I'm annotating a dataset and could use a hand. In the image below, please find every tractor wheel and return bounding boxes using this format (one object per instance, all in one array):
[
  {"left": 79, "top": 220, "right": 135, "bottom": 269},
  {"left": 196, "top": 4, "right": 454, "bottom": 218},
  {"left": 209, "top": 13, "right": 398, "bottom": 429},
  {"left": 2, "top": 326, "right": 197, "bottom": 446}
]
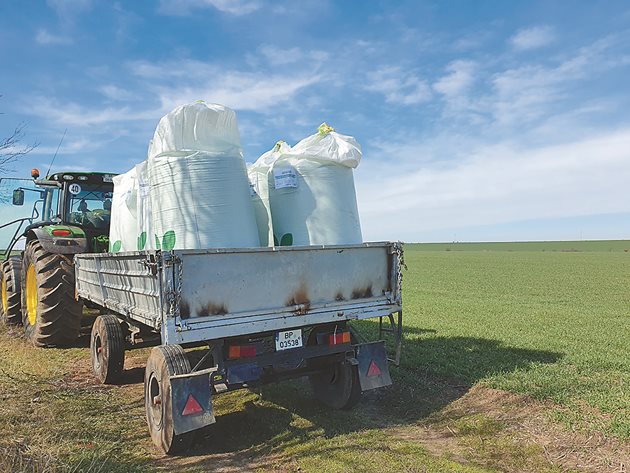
[
  {"left": 21, "top": 240, "right": 83, "bottom": 347},
  {"left": 91, "top": 314, "right": 126, "bottom": 384},
  {"left": 1, "top": 257, "right": 22, "bottom": 325},
  {"left": 145, "top": 345, "right": 196, "bottom": 454},
  {"left": 307, "top": 326, "right": 362, "bottom": 410}
]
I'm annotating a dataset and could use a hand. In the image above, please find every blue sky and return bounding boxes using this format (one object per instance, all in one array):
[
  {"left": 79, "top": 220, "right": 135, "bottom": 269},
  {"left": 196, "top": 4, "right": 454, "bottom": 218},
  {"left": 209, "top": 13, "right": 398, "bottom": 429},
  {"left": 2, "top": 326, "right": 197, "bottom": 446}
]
[{"left": 1, "top": 0, "right": 630, "bottom": 242}]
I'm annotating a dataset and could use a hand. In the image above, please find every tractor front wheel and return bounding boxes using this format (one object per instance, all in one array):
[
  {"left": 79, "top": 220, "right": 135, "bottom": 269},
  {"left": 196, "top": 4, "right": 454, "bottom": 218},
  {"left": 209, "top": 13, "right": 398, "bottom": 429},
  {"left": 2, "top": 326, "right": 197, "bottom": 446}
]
[{"left": 21, "top": 240, "right": 83, "bottom": 347}]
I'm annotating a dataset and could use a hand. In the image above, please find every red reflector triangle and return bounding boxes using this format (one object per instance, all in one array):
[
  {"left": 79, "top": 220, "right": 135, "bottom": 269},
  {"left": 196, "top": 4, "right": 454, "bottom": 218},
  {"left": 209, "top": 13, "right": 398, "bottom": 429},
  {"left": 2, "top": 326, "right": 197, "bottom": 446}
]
[
  {"left": 182, "top": 394, "right": 203, "bottom": 416},
  {"left": 367, "top": 360, "right": 382, "bottom": 377}
]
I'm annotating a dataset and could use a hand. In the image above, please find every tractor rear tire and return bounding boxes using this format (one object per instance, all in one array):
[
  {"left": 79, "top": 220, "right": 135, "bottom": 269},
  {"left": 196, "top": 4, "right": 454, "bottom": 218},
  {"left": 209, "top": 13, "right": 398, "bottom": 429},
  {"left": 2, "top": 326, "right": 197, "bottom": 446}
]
[
  {"left": 145, "top": 345, "right": 196, "bottom": 454},
  {"left": 21, "top": 240, "right": 83, "bottom": 347},
  {"left": 91, "top": 314, "right": 126, "bottom": 384},
  {"left": 1, "top": 257, "right": 22, "bottom": 325}
]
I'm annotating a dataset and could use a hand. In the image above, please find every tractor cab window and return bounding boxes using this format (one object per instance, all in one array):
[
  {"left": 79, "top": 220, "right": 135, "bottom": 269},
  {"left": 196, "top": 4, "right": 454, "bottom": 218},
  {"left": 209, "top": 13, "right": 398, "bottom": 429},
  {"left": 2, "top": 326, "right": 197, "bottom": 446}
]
[
  {"left": 41, "top": 187, "right": 60, "bottom": 221},
  {"left": 66, "top": 183, "right": 113, "bottom": 230}
]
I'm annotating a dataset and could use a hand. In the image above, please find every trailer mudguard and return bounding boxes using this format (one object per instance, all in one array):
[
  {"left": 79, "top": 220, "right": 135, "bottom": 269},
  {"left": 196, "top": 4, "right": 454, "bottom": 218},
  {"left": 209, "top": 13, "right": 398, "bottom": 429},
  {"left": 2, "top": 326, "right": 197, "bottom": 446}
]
[
  {"left": 355, "top": 341, "right": 392, "bottom": 391},
  {"left": 169, "top": 369, "right": 216, "bottom": 435}
]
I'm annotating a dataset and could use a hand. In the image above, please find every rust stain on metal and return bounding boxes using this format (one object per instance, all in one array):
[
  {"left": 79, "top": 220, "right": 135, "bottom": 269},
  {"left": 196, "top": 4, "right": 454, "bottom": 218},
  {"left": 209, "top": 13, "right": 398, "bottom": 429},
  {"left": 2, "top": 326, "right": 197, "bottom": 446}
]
[
  {"left": 180, "top": 300, "right": 191, "bottom": 319},
  {"left": 335, "top": 291, "right": 345, "bottom": 301},
  {"left": 197, "top": 302, "right": 228, "bottom": 316},
  {"left": 351, "top": 284, "right": 373, "bottom": 299},
  {"left": 287, "top": 283, "right": 311, "bottom": 315}
]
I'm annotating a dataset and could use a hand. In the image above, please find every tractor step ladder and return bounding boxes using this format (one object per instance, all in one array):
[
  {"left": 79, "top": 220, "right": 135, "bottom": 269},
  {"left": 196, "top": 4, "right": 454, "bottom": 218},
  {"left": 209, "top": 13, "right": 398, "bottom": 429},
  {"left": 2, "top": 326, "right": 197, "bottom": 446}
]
[{"left": 378, "top": 311, "right": 403, "bottom": 366}]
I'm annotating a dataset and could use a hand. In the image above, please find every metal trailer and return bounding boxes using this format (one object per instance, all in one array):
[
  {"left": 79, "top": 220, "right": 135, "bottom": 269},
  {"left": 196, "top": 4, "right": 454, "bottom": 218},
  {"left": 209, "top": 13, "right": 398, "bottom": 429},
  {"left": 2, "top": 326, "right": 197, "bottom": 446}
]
[{"left": 74, "top": 242, "right": 404, "bottom": 454}]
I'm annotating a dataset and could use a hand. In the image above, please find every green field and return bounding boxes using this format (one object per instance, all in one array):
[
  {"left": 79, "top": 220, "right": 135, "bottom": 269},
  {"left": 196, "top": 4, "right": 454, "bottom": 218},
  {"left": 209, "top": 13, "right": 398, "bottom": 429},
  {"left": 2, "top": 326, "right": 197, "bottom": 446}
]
[
  {"left": 0, "top": 241, "right": 628, "bottom": 472},
  {"left": 400, "top": 242, "right": 629, "bottom": 437}
]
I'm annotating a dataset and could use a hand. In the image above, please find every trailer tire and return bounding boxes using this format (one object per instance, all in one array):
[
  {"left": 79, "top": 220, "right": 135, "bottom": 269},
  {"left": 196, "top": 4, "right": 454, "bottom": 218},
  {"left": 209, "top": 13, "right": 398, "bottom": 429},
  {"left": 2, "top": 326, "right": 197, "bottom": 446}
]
[
  {"left": 1, "top": 257, "right": 22, "bottom": 325},
  {"left": 145, "top": 345, "right": 195, "bottom": 455},
  {"left": 91, "top": 315, "right": 125, "bottom": 384},
  {"left": 307, "top": 327, "right": 362, "bottom": 410},
  {"left": 21, "top": 240, "right": 83, "bottom": 347}
]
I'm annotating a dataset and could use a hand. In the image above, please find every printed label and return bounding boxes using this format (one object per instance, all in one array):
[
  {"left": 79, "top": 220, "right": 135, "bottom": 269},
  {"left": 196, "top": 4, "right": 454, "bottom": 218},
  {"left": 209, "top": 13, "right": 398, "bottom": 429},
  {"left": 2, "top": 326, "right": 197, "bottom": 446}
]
[
  {"left": 68, "top": 183, "right": 82, "bottom": 195},
  {"left": 138, "top": 182, "right": 150, "bottom": 198},
  {"left": 273, "top": 168, "right": 298, "bottom": 189}
]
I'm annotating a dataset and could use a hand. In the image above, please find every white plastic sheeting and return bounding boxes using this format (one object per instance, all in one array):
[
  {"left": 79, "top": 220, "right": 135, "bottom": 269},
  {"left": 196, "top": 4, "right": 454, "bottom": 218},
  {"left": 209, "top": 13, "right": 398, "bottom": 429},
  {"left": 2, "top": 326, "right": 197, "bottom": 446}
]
[
  {"left": 268, "top": 125, "right": 363, "bottom": 246},
  {"left": 148, "top": 102, "right": 241, "bottom": 158},
  {"left": 109, "top": 167, "right": 139, "bottom": 252},
  {"left": 248, "top": 141, "right": 291, "bottom": 246},
  {"left": 135, "top": 160, "right": 155, "bottom": 251},
  {"left": 147, "top": 102, "right": 259, "bottom": 250}
]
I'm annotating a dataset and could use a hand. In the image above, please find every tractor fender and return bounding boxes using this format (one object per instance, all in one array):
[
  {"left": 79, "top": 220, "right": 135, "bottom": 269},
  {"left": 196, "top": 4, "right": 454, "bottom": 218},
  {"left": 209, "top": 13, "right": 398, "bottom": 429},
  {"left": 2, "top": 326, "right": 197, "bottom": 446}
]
[{"left": 27, "top": 227, "right": 89, "bottom": 255}]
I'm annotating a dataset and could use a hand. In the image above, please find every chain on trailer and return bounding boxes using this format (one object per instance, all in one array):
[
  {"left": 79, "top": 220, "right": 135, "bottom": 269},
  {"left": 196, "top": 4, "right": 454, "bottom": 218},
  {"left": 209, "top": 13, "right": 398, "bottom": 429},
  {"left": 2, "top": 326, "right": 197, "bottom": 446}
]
[
  {"left": 378, "top": 242, "right": 405, "bottom": 366},
  {"left": 164, "top": 252, "right": 185, "bottom": 330}
]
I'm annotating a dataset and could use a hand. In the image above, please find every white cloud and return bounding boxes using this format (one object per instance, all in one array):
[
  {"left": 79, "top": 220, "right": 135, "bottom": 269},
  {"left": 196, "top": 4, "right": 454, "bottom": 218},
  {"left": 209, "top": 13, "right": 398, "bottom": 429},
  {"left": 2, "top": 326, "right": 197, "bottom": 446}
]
[
  {"left": 259, "top": 45, "right": 303, "bottom": 65},
  {"left": 364, "top": 67, "right": 431, "bottom": 105},
  {"left": 22, "top": 97, "right": 157, "bottom": 127},
  {"left": 510, "top": 25, "right": 555, "bottom": 50},
  {"left": 356, "top": 128, "right": 630, "bottom": 241},
  {"left": 156, "top": 72, "right": 321, "bottom": 112},
  {"left": 129, "top": 58, "right": 324, "bottom": 113},
  {"left": 46, "top": 0, "right": 92, "bottom": 21},
  {"left": 158, "top": 0, "right": 260, "bottom": 16},
  {"left": 433, "top": 60, "right": 476, "bottom": 97},
  {"left": 99, "top": 84, "right": 134, "bottom": 101},
  {"left": 35, "top": 29, "right": 72, "bottom": 45},
  {"left": 489, "top": 36, "right": 615, "bottom": 127},
  {"left": 254, "top": 45, "right": 329, "bottom": 68}
]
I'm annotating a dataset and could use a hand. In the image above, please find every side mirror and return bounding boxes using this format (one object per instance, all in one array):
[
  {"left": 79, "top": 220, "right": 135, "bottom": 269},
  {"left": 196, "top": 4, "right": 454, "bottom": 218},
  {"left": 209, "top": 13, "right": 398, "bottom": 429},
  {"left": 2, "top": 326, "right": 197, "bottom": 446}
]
[{"left": 12, "top": 189, "right": 24, "bottom": 206}]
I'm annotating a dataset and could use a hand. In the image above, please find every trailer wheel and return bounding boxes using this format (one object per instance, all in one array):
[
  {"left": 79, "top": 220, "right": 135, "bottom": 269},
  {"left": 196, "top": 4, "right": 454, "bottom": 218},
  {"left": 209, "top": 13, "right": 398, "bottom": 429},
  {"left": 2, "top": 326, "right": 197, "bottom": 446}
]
[
  {"left": 307, "top": 327, "right": 362, "bottom": 410},
  {"left": 1, "top": 257, "right": 22, "bottom": 325},
  {"left": 91, "top": 315, "right": 125, "bottom": 384},
  {"left": 21, "top": 240, "right": 83, "bottom": 347},
  {"left": 145, "top": 345, "right": 195, "bottom": 454}
]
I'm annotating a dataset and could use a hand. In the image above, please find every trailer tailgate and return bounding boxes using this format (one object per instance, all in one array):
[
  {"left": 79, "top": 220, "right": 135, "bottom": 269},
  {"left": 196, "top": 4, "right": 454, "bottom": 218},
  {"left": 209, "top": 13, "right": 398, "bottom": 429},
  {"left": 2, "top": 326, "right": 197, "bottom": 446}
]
[{"left": 75, "top": 242, "right": 402, "bottom": 345}]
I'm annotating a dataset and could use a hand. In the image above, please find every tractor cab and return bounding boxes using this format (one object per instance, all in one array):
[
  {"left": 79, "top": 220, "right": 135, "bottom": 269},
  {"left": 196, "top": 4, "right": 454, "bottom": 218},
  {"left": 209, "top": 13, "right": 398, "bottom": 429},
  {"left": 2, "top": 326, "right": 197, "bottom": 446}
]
[{"left": 5, "top": 170, "right": 116, "bottom": 256}]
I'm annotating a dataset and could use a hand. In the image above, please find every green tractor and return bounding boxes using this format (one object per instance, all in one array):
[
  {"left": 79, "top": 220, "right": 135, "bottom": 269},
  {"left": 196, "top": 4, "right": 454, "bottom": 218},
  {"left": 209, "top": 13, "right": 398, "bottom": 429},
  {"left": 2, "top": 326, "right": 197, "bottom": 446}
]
[{"left": 1, "top": 170, "right": 116, "bottom": 346}]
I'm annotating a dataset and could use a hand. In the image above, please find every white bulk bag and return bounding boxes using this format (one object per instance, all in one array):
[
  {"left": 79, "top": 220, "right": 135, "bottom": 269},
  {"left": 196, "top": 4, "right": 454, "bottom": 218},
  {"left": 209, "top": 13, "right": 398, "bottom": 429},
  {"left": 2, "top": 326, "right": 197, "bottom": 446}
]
[
  {"left": 268, "top": 124, "right": 363, "bottom": 246},
  {"left": 109, "top": 167, "right": 139, "bottom": 252},
  {"left": 248, "top": 141, "right": 291, "bottom": 246},
  {"left": 148, "top": 102, "right": 241, "bottom": 159},
  {"left": 148, "top": 102, "right": 259, "bottom": 250},
  {"left": 135, "top": 160, "right": 155, "bottom": 251}
]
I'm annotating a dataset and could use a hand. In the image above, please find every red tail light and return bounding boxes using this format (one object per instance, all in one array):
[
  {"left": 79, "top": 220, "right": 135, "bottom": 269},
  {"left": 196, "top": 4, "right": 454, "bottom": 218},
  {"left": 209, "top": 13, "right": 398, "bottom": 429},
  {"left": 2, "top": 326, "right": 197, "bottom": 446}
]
[
  {"left": 52, "top": 229, "right": 72, "bottom": 237},
  {"left": 328, "top": 331, "right": 351, "bottom": 345},
  {"left": 228, "top": 344, "right": 257, "bottom": 359}
]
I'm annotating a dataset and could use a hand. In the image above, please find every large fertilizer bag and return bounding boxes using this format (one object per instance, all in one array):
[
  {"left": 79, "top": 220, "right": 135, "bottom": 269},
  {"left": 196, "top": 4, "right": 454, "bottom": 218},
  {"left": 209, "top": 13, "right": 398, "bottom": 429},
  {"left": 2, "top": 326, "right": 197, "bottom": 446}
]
[
  {"left": 134, "top": 160, "right": 155, "bottom": 251},
  {"left": 248, "top": 141, "right": 291, "bottom": 247},
  {"left": 268, "top": 124, "right": 363, "bottom": 246},
  {"left": 147, "top": 102, "right": 259, "bottom": 250},
  {"left": 109, "top": 167, "right": 140, "bottom": 252}
]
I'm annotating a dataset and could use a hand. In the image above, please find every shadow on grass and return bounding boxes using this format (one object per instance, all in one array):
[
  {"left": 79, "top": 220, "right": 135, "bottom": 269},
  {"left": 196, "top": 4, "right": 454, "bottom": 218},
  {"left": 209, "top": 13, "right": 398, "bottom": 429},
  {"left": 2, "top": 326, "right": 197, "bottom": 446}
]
[{"left": 173, "top": 320, "right": 562, "bottom": 467}]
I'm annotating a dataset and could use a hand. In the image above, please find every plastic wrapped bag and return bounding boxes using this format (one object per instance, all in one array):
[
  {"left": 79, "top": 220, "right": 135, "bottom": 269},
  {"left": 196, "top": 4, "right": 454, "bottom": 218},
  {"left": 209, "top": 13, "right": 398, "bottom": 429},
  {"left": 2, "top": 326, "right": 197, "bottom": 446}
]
[
  {"left": 147, "top": 102, "right": 260, "bottom": 250},
  {"left": 248, "top": 141, "right": 291, "bottom": 246},
  {"left": 268, "top": 124, "right": 363, "bottom": 246},
  {"left": 109, "top": 167, "right": 139, "bottom": 252},
  {"left": 135, "top": 160, "right": 154, "bottom": 251}
]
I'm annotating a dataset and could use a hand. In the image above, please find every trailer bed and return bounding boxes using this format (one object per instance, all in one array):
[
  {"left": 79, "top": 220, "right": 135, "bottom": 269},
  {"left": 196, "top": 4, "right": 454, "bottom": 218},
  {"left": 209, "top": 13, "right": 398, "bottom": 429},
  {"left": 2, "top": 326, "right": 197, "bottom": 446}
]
[{"left": 75, "top": 242, "right": 403, "bottom": 346}]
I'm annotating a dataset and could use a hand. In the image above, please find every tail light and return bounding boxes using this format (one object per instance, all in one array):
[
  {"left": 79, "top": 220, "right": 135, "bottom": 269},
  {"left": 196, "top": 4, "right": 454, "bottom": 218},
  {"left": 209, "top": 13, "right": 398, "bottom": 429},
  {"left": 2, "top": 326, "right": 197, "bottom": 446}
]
[
  {"left": 228, "top": 344, "right": 257, "bottom": 359},
  {"left": 52, "top": 229, "right": 72, "bottom": 237},
  {"left": 328, "top": 331, "right": 351, "bottom": 345}
]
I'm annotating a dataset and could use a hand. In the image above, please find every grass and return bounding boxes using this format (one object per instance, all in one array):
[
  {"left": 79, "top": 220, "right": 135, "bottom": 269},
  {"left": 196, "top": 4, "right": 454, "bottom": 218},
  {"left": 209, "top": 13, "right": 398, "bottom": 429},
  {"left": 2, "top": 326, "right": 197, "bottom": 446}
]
[
  {"left": 1, "top": 240, "right": 628, "bottom": 471},
  {"left": 399, "top": 244, "right": 629, "bottom": 438}
]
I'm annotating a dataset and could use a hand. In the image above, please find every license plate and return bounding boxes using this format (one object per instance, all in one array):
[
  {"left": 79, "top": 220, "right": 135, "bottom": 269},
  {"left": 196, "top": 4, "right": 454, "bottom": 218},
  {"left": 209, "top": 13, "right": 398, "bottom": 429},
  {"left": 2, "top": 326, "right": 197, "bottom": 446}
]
[{"left": 275, "top": 329, "right": 303, "bottom": 351}]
